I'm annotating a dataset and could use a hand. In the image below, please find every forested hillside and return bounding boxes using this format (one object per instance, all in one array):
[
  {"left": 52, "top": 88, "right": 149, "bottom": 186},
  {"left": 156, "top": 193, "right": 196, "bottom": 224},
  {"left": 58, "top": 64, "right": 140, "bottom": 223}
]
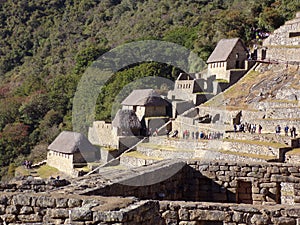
[{"left": 0, "top": 0, "right": 299, "bottom": 180}]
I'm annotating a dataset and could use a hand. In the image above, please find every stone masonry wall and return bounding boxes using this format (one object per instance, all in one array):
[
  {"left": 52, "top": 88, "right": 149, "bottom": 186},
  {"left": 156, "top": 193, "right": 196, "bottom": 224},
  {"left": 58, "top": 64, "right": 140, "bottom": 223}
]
[
  {"left": 159, "top": 201, "right": 300, "bottom": 225},
  {"left": 0, "top": 193, "right": 161, "bottom": 225},
  {"left": 186, "top": 161, "right": 300, "bottom": 205}
]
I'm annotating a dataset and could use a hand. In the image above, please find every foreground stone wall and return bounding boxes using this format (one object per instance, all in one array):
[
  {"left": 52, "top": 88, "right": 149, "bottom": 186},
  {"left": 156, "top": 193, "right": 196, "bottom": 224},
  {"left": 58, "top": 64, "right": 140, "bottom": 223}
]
[
  {"left": 187, "top": 161, "right": 300, "bottom": 205},
  {"left": 0, "top": 193, "right": 160, "bottom": 225},
  {"left": 159, "top": 201, "right": 300, "bottom": 225}
]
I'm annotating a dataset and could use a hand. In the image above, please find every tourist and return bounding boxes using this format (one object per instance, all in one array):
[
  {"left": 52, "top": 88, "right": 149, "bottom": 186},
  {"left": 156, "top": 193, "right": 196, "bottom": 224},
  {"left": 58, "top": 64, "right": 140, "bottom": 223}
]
[
  {"left": 258, "top": 124, "right": 262, "bottom": 134},
  {"left": 291, "top": 126, "right": 297, "bottom": 138},
  {"left": 284, "top": 125, "right": 289, "bottom": 136},
  {"left": 276, "top": 125, "right": 281, "bottom": 135}
]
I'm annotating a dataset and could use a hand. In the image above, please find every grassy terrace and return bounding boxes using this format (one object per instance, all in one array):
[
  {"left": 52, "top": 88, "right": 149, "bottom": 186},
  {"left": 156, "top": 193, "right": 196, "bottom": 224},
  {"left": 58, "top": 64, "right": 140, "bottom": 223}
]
[
  {"left": 123, "top": 151, "right": 162, "bottom": 161},
  {"left": 224, "top": 138, "right": 287, "bottom": 148},
  {"left": 219, "top": 150, "right": 277, "bottom": 160},
  {"left": 286, "top": 148, "right": 300, "bottom": 155},
  {"left": 139, "top": 142, "right": 200, "bottom": 152}
]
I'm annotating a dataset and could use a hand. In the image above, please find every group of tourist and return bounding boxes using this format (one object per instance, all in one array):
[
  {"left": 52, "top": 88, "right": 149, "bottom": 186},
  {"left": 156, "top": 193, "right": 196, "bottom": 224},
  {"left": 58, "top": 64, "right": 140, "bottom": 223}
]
[
  {"left": 233, "top": 123, "right": 297, "bottom": 138},
  {"left": 278, "top": 125, "right": 297, "bottom": 138},
  {"left": 22, "top": 160, "right": 32, "bottom": 169},
  {"left": 182, "top": 130, "right": 223, "bottom": 140},
  {"left": 234, "top": 123, "right": 263, "bottom": 134}
]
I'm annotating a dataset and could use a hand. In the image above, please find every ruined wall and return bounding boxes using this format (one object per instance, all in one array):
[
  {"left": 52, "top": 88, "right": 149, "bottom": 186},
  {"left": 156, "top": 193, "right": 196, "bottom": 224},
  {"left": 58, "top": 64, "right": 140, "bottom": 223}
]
[
  {"left": 186, "top": 161, "right": 300, "bottom": 205},
  {"left": 0, "top": 193, "right": 161, "bottom": 225},
  {"left": 159, "top": 201, "right": 300, "bottom": 225},
  {"left": 88, "top": 121, "right": 118, "bottom": 149}
]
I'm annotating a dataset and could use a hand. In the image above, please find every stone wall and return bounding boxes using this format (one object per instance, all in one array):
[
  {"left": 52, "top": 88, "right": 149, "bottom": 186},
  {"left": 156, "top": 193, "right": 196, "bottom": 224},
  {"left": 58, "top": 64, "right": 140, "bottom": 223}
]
[
  {"left": 77, "top": 159, "right": 300, "bottom": 206},
  {"left": 47, "top": 150, "right": 74, "bottom": 176},
  {"left": 159, "top": 201, "right": 300, "bottom": 225},
  {"left": 88, "top": 121, "right": 117, "bottom": 149},
  {"left": 0, "top": 193, "right": 161, "bottom": 224},
  {"left": 263, "top": 12, "right": 300, "bottom": 62}
]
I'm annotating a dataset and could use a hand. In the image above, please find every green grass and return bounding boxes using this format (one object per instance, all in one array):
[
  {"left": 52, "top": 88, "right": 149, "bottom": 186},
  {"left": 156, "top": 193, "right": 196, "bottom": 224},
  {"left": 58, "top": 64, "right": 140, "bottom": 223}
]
[
  {"left": 224, "top": 138, "right": 286, "bottom": 148},
  {"left": 219, "top": 150, "right": 277, "bottom": 160},
  {"left": 140, "top": 142, "right": 198, "bottom": 152},
  {"left": 36, "top": 165, "right": 60, "bottom": 179},
  {"left": 286, "top": 148, "right": 300, "bottom": 155},
  {"left": 15, "top": 166, "right": 31, "bottom": 177}
]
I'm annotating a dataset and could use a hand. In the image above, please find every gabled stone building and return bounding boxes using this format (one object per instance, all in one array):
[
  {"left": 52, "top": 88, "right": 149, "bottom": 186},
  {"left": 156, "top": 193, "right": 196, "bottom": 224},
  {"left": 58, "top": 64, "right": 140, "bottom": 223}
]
[
  {"left": 207, "top": 38, "right": 250, "bottom": 80},
  {"left": 47, "top": 131, "right": 98, "bottom": 176}
]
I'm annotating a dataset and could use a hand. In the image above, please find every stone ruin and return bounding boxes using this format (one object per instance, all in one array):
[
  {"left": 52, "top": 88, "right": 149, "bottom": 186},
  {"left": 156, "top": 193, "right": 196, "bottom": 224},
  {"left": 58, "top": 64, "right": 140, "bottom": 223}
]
[{"left": 2, "top": 159, "right": 300, "bottom": 224}]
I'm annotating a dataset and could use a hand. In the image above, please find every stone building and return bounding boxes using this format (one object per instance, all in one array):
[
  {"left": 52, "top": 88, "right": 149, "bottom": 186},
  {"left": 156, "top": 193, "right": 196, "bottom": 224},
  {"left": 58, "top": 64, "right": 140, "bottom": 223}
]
[
  {"left": 263, "top": 11, "right": 300, "bottom": 63},
  {"left": 122, "top": 89, "right": 170, "bottom": 134},
  {"left": 207, "top": 38, "right": 251, "bottom": 81},
  {"left": 121, "top": 89, "right": 169, "bottom": 120},
  {"left": 47, "top": 131, "right": 98, "bottom": 176}
]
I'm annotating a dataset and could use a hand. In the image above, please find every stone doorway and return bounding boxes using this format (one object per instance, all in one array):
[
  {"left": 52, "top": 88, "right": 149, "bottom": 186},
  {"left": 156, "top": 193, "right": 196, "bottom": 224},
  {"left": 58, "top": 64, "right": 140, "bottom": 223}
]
[{"left": 236, "top": 180, "right": 253, "bottom": 204}]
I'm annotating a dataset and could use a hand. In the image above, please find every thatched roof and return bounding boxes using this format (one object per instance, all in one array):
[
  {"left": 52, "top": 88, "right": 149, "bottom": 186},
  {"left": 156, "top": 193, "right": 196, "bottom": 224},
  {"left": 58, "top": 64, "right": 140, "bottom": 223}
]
[
  {"left": 207, "top": 38, "right": 247, "bottom": 63},
  {"left": 121, "top": 89, "right": 168, "bottom": 106},
  {"left": 112, "top": 109, "right": 141, "bottom": 130},
  {"left": 48, "top": 131, "right": 98, "bottom": 154}
]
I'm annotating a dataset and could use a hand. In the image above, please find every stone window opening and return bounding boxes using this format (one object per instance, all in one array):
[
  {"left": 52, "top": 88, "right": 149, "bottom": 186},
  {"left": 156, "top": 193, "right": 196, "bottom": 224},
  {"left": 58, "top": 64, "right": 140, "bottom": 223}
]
[{"left": 289, "top": 32, "right": 300, "bottom": 38}]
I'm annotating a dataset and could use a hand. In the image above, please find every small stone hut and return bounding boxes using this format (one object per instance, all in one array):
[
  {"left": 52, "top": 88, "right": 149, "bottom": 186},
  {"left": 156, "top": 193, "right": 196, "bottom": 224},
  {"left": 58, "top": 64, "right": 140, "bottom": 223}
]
[
  {"left": 207, "top": 38, "right": 249, "bottom": 79},
  {"left": 121, "top": 89, "right": 169, "bottom": 120},
  {"left": 122, "top": 89, "right": 170, "bottom": 134},
  {"left": 47, "top": 131, "right": 98, "bottom": 175}
]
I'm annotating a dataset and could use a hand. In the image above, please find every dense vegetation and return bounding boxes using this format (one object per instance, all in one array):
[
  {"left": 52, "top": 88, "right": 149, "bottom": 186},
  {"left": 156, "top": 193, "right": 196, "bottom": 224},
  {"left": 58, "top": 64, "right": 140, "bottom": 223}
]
[{"left": 0, "top": 0, "right": 299, "bottom": 180}]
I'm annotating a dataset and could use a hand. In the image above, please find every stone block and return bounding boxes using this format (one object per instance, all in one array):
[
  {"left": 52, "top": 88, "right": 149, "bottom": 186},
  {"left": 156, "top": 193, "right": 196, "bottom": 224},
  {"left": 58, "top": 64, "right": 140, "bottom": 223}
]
[
  {"left": 36, "top": 196, "right": 56, "bottom": 208},
  {"left": 12, "top": 195, "right": 31, "bottom": 206},
  {"left": 189, "top": 209, "right": 229, "bottom": 221},
  {"left": 271, "top": 217, "right": 296, "bottom": 225},
  {"left": 0, "top": 214, "right": 16, "bottom": 223},
  {"left": 250, "top": 214, "right": 270, "bottom": 225},
  {"left": 0, "top": 205, "right": 5, "bottom": 215},
  {"left": 286, "top": 208, "right": 300, "bottom": 217},
  {"left": 288, "top": 167, "right": 298, "bottom": 173},
  {"left": 178, "top": 208, "right": 189, "bottom": 220},
  {"left": 6, "top": 205, "right": 18, "bottom": 215},
  {"left": 56, "top": 198, "right": 69, "bottom": 208},
  {"left": 179, "top": 221, "right": 197, "bottom": 225},
  {"left": 220, "top": 166, "right": 229, "bottom": 171},
  {"left": 260, "top": 183, "right": 277, "bottom": 188},
  {"left": 49, "top": 208, "right": 70, "bottom": 219},
  {"left": 70, "top": 207, "right": 92, "bottom": 221},
  {"left": 68, "top": 198, "right": 82, "bottom": 208},
  {"left": 161, "top": 210, "right": 178, "bottom": 220},
  {"left": 0, "top": 196, "right": 8, "bottom": 205},
  {"left": 230, "top": 166, "right": 241, "bottom": 172},
  {"left": 20, "top": 206, "right": 34, "bottom": 214},
  {"left": 17, "top": 214, "right": 43, "bottom": 223}
]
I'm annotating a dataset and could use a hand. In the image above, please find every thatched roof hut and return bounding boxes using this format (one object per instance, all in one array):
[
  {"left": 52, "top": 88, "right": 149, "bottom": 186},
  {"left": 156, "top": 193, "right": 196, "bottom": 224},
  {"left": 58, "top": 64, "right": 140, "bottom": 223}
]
[
  {"left": 112, "top": 109, "right": 141, "bottom": 136},
  {"left": 48, "top": 131, "right": 98, "bottom": 154},
  {"left": 121, "top": 89, "right": 168, "bottom": 106}
]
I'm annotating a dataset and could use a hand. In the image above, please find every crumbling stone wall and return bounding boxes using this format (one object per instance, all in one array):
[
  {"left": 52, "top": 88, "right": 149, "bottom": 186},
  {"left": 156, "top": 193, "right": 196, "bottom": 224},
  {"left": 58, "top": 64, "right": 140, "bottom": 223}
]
[
  {"left": 0, "top": 193, "right": 160, "bottom": 224},
  {"left": 159, "top": 201, "right": 300, "bottom": 225},
  {"left": 186, "top": 161, "right": 300, "bottom": 205}
]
